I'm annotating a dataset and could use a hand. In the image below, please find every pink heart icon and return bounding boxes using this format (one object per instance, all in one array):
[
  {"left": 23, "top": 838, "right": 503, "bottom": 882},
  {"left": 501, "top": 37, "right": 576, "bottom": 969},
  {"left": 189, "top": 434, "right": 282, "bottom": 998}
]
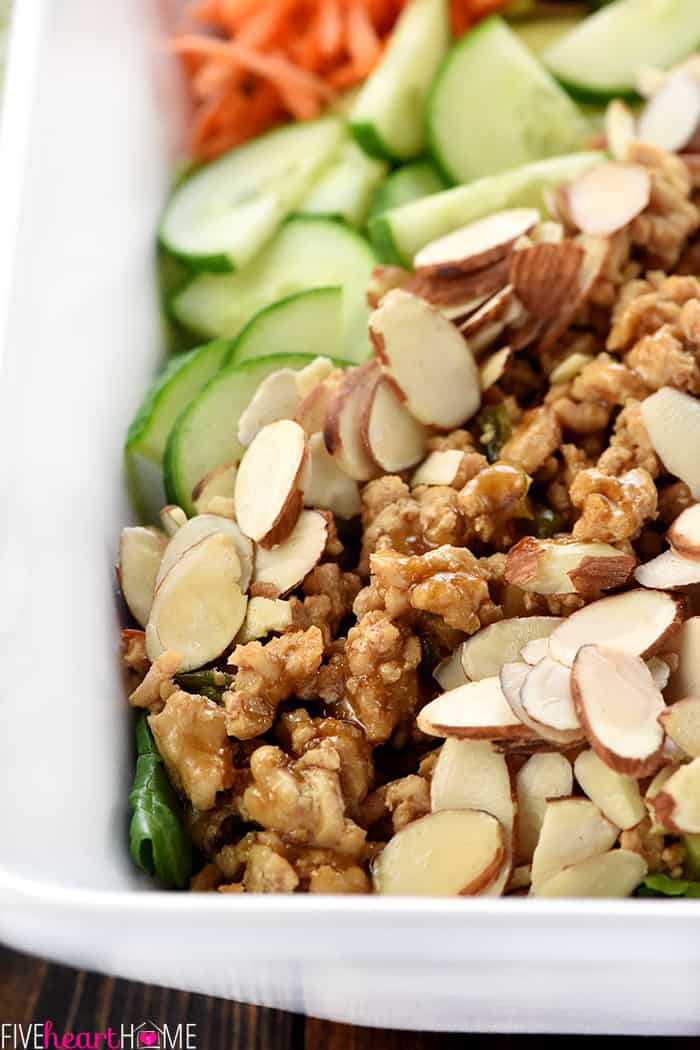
[{"left": 139, "top": 1034, "right": 158, "bottom": 1047}]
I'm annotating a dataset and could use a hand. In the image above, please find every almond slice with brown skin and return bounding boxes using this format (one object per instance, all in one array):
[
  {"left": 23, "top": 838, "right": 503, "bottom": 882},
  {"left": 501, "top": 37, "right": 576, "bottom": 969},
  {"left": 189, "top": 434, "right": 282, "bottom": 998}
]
[
  {"left": 667, "top": 503, "right": 700, "bottom": 560},
  {"left": 658, "top": 697, "right": 700, "bottom": 758},
  {"left": 459, "top": 286, "right": 515, "bottom": 337},
  {"left": 304, "top": 432, "right": 361, "bottom": 519},
  {"left": 146, "top": 532, "right": 248, "bottom": 671},
  {"left": 406, "top": 258, "right": 512, "bottom": 304},
  {"left": 469, "top": 321, "right": 505, "bottom": 357},
  {"left": 417, "top": 676, "right": 536, "bottom": 743},
  {"left": 159, "top": 505, "right": 187, "bottom": 536},
  {"left": 372, "top": 808, "right": 505, "bottom": 896},
  {"left": 509, "top": 241, "right": 585, "bottom": 322},
  {"left": 537, "top": 234, "right": 610, "bottom": 354},
  {"left": 548, "top": 589, "right": 683, "bottom": 668},
  {"left": 516, "top": 752, "right": 573, "bottom": 864},
  {"left": 642, "top": 387, "right": 700, "bottom": 499},
  {"left": 438, "top": 294, "right": 490, "bottom": 323},
  {"left": 479, "top": 347, "right": 512, "bottom": 391},
  {"left": 500, "top": 661, "right": 584, "bottom": 748},
  {"left": 411, "top": 449, "right": 465, "bottom": 488},
  {"left": 536, "top": 849, "right": 647, "bottom": 898},
  {"left": 565, "top": 162, "right": 651, "bottom": 236},
  {"left": 638, "top": 74, "right": 700, "bottom": 153},
  {"left": 294, "top": 370, "right": 344, "bottom": 437},
  {"left": 530, "top": 796, "right": 618, "bottom": 895},
  {"left": 574, "top": 749, "right": 646, "bottom": 830},
  {"left": 431, "top": 738, "right": 516, "bottom": 896},
  {"left": 605, "top": 99, "right": 637, "bottom": 161},
  {"left": 531, "top": 221, "right": 565, "bottom": 244},
  {"left": 521, "top": 656, "right": 581, "bottom": 734},
  {"left": 461, "top": 616, "right": 562, "bottom": 682},
  {"left": 571, "top": 644, "right": 667, "bottom": 777},
  {"left": 361, "top": 372, "right": 428, "bottom": 472},
  {"left": 237, "top": 369, "right": 301, "bottom": 447},
  {"left": 370, "top": 289, "right": 481, "bottom": 429},
  {"left": 119, "top": 527, "right": 168, "bottom": 628},
  {"left": 235, "top": 596, "right": 293, "bottom": 643},
  {"left": 156, "top": 514, "right": 253, "bottom": 591},
  {"left": 366, "top": 264, "right": 412, "bottom": 309},
  {"left": 667, "top": 616, "right": 700, "bottom": 702},
  {"left": 505, "top": 537, "right": 635, "bottom": 596},
  {"left": 414, "top": 209, "right": 540, "bottom": 277},
  {"left": 433, "top": 646, "right": 469, "bottom": 691},
  {"left": 323, "top": 362, "right": 381, "bottom": 481},
  {"left": 235, "top": 419, "right": 308, "bottom": 546},
  {"left": 294, "top": 356, "right": 335, "bottom": 397},
  {"left": 635, "top": 548, "right": 700, "bottom": 589},
  {"left": 654, "top": 757, "right": 700, "bottom": 833},
  {"left": 252, "top": 508, "right": 328, "bottom": 597},
  {"left": 192, "top": 462, "right": 238, "bottom": 515}
]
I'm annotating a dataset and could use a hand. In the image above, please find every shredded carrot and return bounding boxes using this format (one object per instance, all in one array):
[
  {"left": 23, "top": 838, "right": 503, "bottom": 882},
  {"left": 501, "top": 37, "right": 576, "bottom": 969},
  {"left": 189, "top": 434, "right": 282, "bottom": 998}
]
[{"left": 177, "top": 0, "right": 511, "bottom": 160}]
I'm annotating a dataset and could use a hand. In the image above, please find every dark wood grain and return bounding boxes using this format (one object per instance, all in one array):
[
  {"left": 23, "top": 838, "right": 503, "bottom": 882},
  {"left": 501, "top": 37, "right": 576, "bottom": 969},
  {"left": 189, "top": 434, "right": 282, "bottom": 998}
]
[{"left": 0, "top": 946, "right": 690, "bottom": 1048}]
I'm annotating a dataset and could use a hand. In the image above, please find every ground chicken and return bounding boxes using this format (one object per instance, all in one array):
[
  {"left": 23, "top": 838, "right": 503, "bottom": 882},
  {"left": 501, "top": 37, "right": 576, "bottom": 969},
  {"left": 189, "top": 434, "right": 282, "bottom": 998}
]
[
  {"left": 224, "top": 626, "right": 324, "bottom": 739},
  {"left": 278, "top": 708, "right": 373, "bottom": 814},
  {"left": 596, "top": 400, "right": 660, "bottom": 477},
  {"left": 625, "top": 326, "right": 700, "bottom": 394},
  {"left": 149, "top": 690, "right": 234, "bottom": 811},
  {"left": 129, "top": 649, "right": 180, "bottom": 711},
  {"left": 498, "top": 406, "right": 562, "bottom": 475},
  {"left": 571, "top": 467, "right": 658, "bottom": 542},
  {"left": 291, "top": 563, "right": 361, "bottom": 646},
  {"left": 458, "top": 464, "right": 531, "bottom": 547}
]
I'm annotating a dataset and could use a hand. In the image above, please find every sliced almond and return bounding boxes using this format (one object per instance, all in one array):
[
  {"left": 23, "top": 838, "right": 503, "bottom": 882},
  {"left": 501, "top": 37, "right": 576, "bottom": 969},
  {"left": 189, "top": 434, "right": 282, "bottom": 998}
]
[
  {"left": 516, "top": 752, "right": 573, "bottom": 864},
  {"left": 159, "top": 505, "right": 187, "bottom": 536},
  {"left": 411, "top": 449, "right": 465, "bottom": 488},
  {"left": 638, "top": 74, "right": 700, "bottom": 153},
  {"left": 537, "top": 234, "right": 610, "bottom": 354},
  {"left": 372, "top": 808, "right": 505, "bottom": 897},
  {"left": 146, "top": 532, "right": 247, "bottom": 671},
  {"left": 531, "top": 221, "right": 564, "bottom": 244},
  {"left": 548, "top": 589, "right": 683, "bottom": 668},
  {"left": 654, "top": 757, "right": 700, "bottom": 833},
  {"left": 361, "top": 372, "right": 427, "bottom": 472},
  {"left": 294, "top": 370, "right": 344, "bottom": 437},
  {"left": 468, "top": 321, "right": 505, "bottom": 357},
  {"left": 642, "top": 387, "right": 700, "bottom": 500},
  {"left": 156, "top": 514, "right": 253, "bottom": 591},
  {"left": 667, "top": 616, "right": 700, "bottom": 702},
  {"left": 192, "top": 462, "right": 238, "bottom": 515},
  {"left": 530, "top": 796, "right": 618, "bottom": 894},
  {"left": 565, "top": 162, "right": 651, "bottom": 236},
  {"left": 605, "top": 99, "right": 637, "bottom": 161},
  {"left": 505, "top": 537, "right": 635, "bottom": 596},
  {"left": 658, "top": 697, "right": 700, "bottom": 758},
  {"left": 235, "top": 419, "right": 308, "bottom": 546},
  {"left": 508, "top": 864, "right": 532, "bottom": 891},
  {"left": 414, "top": 209, "right": 539, "bottom": 277},
  {"left": 667, "top": 503, "right": 700, "bottom": 560},
  {"left": 459, "top": 286, "right": 515, "bottom": 337},
  {"left": 647, "top": 655, "right": 672, "bottom": 692},
  {"left": 520, "top": 636, "right": 551, "bottom": 666},
  {"left": 635, "top": 65, "right": 667, "bottom": 99},
  {"left": 536, "top": 849, "right": 647, "bottom": 898},
  {"left": 506, "top": 315, "right": 545, "bottom": 352},
  {"left": 304, "top": 432, "right": 361, "bottom": 519},
  {"left": 521, "top": 656, "right": 580, "bottom": 733},
  {"left": 571, "top": 644, "right": 667, "bottom": 777},
  {"left": 294, "top": 356, "right": 335, "bottom": 398},
  {"left": 253, "top": 508, "right": 328, "bottom": 597},
  {"left": 235, "top": 596, "right": 293, "bottom": 644},
  {"left": 433, "top": 647, "right": 469, "bottom": 692},
  {"left": 237, "top": 369, "right": 301, "bottom": 448},
  {"left": 480, "top": 347, "right": 512, "bottom": 391},
  {"left": 417, "top": 676, "right": 536, "bottom": 743},
  {"left": 635, "top": 548, "right": 700, "bottom": 589},
  {"left": 406, "top": 257, "right": 511, "bottom": 306},
  {"left": 509, "top": 241, "right": 585, "bottom": 322},
  {"left": 438, "top": 294, "right": 489, "bottom": 322},
  {"left": 574, "top": 749, "right": 646, "bottom": 830},
  {"left": 370, "top": 290, "right": 480, "bottom": 429},
  {"left": 549, "top": 351, "right": 595, "bottom": 385},
  {"left": 500, "top": 661, "right": 584, "bottom": 748},
  {"left": 461, "top": 617, "right": 562, "bottom": 682},
  {"left": 431, "top": 738, "right": 516, "bottom": 896},
  {"left": 118, "top": 526, "right": 168, "bottom": 628},
  {"left": 323, "top": 362, "right": 381, "bottom": 482}
]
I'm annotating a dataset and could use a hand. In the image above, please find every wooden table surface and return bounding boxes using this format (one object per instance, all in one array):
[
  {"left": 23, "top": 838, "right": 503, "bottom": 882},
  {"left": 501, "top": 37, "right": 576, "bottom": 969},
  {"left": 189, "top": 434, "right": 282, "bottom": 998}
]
[{"left": 0, "top": 945, "right": 685, "bottom": 1047}]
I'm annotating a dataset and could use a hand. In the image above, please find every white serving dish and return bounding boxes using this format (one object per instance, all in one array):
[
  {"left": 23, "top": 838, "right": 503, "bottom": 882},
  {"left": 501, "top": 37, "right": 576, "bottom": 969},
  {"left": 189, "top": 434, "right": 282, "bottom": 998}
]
[{"left": 0, "top": 0, "right": 699, "bottom": 1035}]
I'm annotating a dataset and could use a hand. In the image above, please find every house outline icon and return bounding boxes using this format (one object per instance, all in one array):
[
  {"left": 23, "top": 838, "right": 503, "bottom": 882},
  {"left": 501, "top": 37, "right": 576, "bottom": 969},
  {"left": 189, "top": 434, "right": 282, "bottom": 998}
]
[{"left": 133, "top": 1021, "right": 166, "bottom": 1049}]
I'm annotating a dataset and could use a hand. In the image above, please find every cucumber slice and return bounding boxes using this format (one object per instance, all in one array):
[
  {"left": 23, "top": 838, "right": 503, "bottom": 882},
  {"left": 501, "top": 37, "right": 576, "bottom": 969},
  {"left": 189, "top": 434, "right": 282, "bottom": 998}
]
[
  {"left": 171, "top": 216, "right": 376, "bottom": 360},
  {"left": 159, "top": 117, "right": 344, "bottom": 271},
  {"left": 369, "top": 151, "right": 604, "bottom": 266},
  {"left": 544, "top": 0, "right": 700, "bottom": 102},
  {"left": 226, "top": 287, "right": 344, "bottom": 367},
  {"left": 428, "top": 16, "right": 587, "bottom": 184},
  {"left": 126, "top": 339, "right": 229, "bottom": 521},
  {"left": 369, "top": 162, "right": 448, "bottom": 220},
  {"left": 299, "top": 140, "right": 387, "bottom": 226},
  {"left": 350, "top": 0, "right": 450, "bottom": 161},
  {"left": 165, "top": 354, "right": 321, "bottom": 514},
  {"left": 514, "top": 15, "right": 587, "bottom": 57}
]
